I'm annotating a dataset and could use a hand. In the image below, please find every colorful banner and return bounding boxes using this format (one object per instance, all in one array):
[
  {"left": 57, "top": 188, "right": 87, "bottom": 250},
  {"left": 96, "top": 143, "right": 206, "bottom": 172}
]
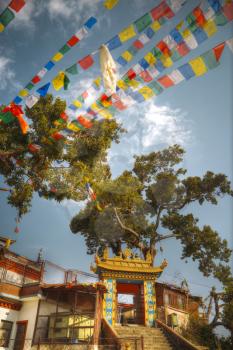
[
  {"left": 0, "top": 0, "right": 26, "bottom": 32},
  {"left": 12, "top": 16, "right": 98, "bottom": 104}
]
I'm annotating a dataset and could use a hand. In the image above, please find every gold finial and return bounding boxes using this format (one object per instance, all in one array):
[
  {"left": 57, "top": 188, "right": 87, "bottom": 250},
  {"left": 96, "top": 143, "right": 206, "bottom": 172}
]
[
  {"left": 160, "top": 259, "right": 168, "bottom": 269},
  {"left": 103, "top": 247, "right": 109, "bottom": 259}
]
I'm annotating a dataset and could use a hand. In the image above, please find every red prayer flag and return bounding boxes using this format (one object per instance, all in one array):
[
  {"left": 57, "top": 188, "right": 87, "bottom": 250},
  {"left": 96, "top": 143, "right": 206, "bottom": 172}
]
[
  {"left": 158, "top": 75, "right": 174, "bottom": 88},
  {"left": 15, "top": 114, "right": 28, "bottom": 134},
  {"left": 78, "top": 55, "right": 94, "bottom": 70},
  {"left": 157, "top": 40, "right": 171, "bottom": 57},
  {"left": 28, "top": 144, "right": 41, "bottom": 153},
  {"left": 113, "top": 99, "right": 127, "bottom": 111},
  {"left": 177, "top": 42, "right": 190, "bottom": 57},
  {"left": 51, "top": 132, "right": 64, "bottom": 140},
  {"left": 77, "top": 116, "right": 93, "bottom": 128},
  {"left": 127, "top": 68, "right": 137, "bottom": 80},
  {"left": 213, "top": 42, "right": 225, "bottom": 62},
  {"left": 193, "top": 7, "right": 206, "bottom": 27},
  {"left": 140, "top": 70, "right": 153, "bottom": 82},
  {"left": 163, "top": 3, "right": 174, "bottom": 19},
  {"left": 60, "top": 112, "right": 69, "bottom": 121},
  {"left": 3, "top": 103, "right": 23, "bottom": 117},
  {"left": 32, "top": 75, "right": 41, "bottom": 84},
  {"left": 82, "top": 91, "right": 89, "bottom": 100},
  {"left": 223, "top": 2, "right": 233, "bottom": 21},
  {"left": 151, "top": 1, "right": 174, "bottom": 20},
  {"left": 9, "top": 0, "right": 25, "bottom": 12},
  {"left": 133, "top": 40, "right": 144, "bottom": 49},
  {"left": 67, "top": 35, "right": 80, "bottom": 47}
]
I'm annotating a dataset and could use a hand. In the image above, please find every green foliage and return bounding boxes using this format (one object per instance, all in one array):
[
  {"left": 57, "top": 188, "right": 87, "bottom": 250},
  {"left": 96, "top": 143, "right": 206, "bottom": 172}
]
[
  {"left": 70, "top": 145, "right": 232, "bottom": 283},
  {"left": 0, "top": 94, "right": 124, "bottom": 216}
]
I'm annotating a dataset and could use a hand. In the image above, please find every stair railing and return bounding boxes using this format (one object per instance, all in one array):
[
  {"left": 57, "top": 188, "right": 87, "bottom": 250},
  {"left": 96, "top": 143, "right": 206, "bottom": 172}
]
[{"left": 156, "top": 319, "right": 209, "bottom": 350}]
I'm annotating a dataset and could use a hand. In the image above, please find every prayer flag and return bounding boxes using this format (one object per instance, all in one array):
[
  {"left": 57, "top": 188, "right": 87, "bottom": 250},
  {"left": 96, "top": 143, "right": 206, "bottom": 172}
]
[
  {"left": 103, "top": 0, "right": 119, "bottom": 10},
  {"left": 67, "top": 122, "right": 81, "bottom": 132},
  {"left": 223, "top": 2, "right": 233, "bottom": 21},
  {"left": 160, "top": 55, "right": 173, "bottom": 67},
  {"left": 145, "top": 27, "right": 155, "bottom": 39},
  {"left": 148, "top": 81, "right": 163, "bottom": 95},
  {"left": 138, "top": 86, "right": 154, "bottom": 100},
  {"left": 121, "top": 51, "right": 133, "bottom": 62},
  {"left": 0, "top": 8, "right": 15, "bottom": 27},
  {"left": 169, "top": 69, "right": 185, "bottom": 84},
  {"left": 19, "top": 89, "right": 29, "bottom": 97},
  {"left": 31, "top": 75, "right": 41, "bottom": 84},
  {"left": 59, "top": 44, "right": 70, "bottom": 55},
  {"left": 25, "top": 95, "right": 39, "bottom": 109},
  {"left": 73, "top": 100, "right": 82, "bottom": 108},
  {"left": 68, "top": 104, "right": 78, "bottom": 111},
  {"left": 157, "top": 40, "right": 171, "bottom": 57},
  {"left": 77, "top": 116, "right": 93, "bottom": 128},
  {"left": 144, "top": 52, "right": 156, "bottom": 65},
  {"left": 201, "top": 50, "right": 220, "bottom": 70},
  {"left": 28, "top": 144, "right": 41, "bottom": 153},
  {"left": 64, "top": 74, "right": 70, "bottom": 90},
  {"left": 37, "top": 83, "right": 50, "bottom": 97},
  {"left": 192, "top": 27, "right": 208, "bottom": 44},
  {"left": 37, "top": 68, "right": 47, "bottom": 79},
  {"left": 52, "top": 71, "right": 65, "bottom": 91},
  {"left": 203, "top": 19, "right": 217, "bottom": 37},
  {"left": 117, "top": 56, "right": 127, "bottom": 66},
  {"left": 140, "top": 70, "right": 153, "bottom": 82},
  {"left": 207, "top": 0, "right": 221, "bottom": 13},
  {"left": 119, "top": 25, "right": 136, "bottom": 42},
  {"left": 183, "top": 31, "right": 198, "bottom": 49},
  {"left": 213, "top": 42, "right": 225, "bottom": 61},
  {"left": 0, "top": 23, "right": 4, "bottom": 32},
  {"left": 44, "top": 61, "right": 55, "bottom": 71},
  {"left": 164, "top": 35, "right": 177, "bottom": 49},
  {"left": 193, "top": 7, "right": 206, "bottom": 27},
  {"left": 66, "top": 63, "right": 78, "bottom": 75},
  {"left": 0, "top": 111, "right": 15, "bottom": 124},
  {"left": 67, "top": 35, "right": 79, "bottom": 47},
  {"left": 52, "top": 52, "right": 63, "bottom": 62},
  {"left": 78, "top": 55, "right": 94, "bottom": 70},
  {"left": 226, "top": 38, "right": 233, "bottom": 53},
  {"left": 138, "top": 33, "right": 150, "bottom": 45},
  {"left": 84, "top": 17, "right": 97, "bottom": 29},
  {"left": 107, "top": 35, "right": 122, "bottom": 50},
  {"left": 189, "top": 56, "right": 207, "bottom": 76},
  {"left": 177, "top": 42, "right": 190, "bottom": 56},
  {"left": 127, "top": 68, "right": 137, "bottom": 80},
  {"left": 214, "top": 12, "right": 228, "bottom": 26},
  {"left": 151, "top": 2, "right": 168, "bottom": 20},
  {"left": 158, "top": 75, "right": 174, "bottom": 88},
  {"left": 170, "top": 28, "right": 183, "bottom": 44},
  {"left": 178, "top": 63, "right": 195, "bottom": 80},
  {"left": 15, "top": 114, "right": 28, "bottom": 134},
  {"left": 98, "top": 109, "right": 113, "bottom": 119},
  {"left": 133, "top": 39, "right": 144, "bottom": 49},
  {"left": 25, "top": 82, "right": 34, "bottom": 91},
  {"left": 13, "top": 96, "right": 22, "bottom": 104},
  {"left": 134, "top": 13, "right": 152, "bottom": 33},
  {"left": 9, "top": 0, "right": 25, "bottom": 12},
  {"left": 139, "top": 58, "right": 150, "bottom": 69},
  {"left": 150, "top": 20, "right": 161, "bottom": 31},
  {"left": 75, "top": 27, "right": 88, "bottom": 40}
]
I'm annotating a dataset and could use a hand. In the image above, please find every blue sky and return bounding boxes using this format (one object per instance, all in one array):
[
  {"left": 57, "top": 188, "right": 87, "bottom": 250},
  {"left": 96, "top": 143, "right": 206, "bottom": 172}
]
[{"left": 0, "top": 0, "right": 233, "bottom": 301}]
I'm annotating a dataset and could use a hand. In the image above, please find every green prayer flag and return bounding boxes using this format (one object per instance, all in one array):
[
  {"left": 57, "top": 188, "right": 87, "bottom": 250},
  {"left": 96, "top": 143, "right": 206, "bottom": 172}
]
[
  {"left": 171, "top": 49, "right": 182, "bottom": 62},
  {"left": 0, "top": 111, "right": 15, "bottom": 124},
  {"left": 201, "top": 50, "right": 219, "bottom": 70},
  {"left": 66, "top": 63, "right": 78, "bottom": 75},
  {"left": 64, "top": 74, "right": 70, "bottom": 90},
  {"left": 134, "top": 13, "right": 152, "bottom": 33},
  {"left": 148, "top": 81, "right": 163, "bottom": 95},
  {"left": 128, "top": 45, "right": 138, "bottom": 56},
  {"left": 0, "top": 8, "right": 15, "bottom": 27},
  {"left": 152, "top": 48, "right": 162, "bottom": 59},
  {"left": 25, "top": 82, "right": 34, "bottom": 91},
  {"left": 215, "top": 13, "right": 228, "bottom": 26},
  {"left": 59, "top": 44, "right": 71, "bottom": 55}
]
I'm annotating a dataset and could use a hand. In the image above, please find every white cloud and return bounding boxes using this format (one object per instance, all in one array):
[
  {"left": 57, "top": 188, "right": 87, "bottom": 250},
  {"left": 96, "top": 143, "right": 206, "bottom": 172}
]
[
  {"left": 10, "top": 0, "right": 44, "bottom": 31},
  {"left": 0, "top": 56, "right": 16, "bottom": 91}
]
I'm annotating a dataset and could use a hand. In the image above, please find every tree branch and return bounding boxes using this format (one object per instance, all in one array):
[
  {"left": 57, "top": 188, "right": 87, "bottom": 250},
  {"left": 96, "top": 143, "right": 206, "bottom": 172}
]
[
  {"left": 154, "top": 233, "right": 178, "bottom": 243},
  {"left": 154, "top": 206, "right": 163, "bottom": 231},
  {"left": 114, "top": 207, "right": 140, "bottom": 240}
]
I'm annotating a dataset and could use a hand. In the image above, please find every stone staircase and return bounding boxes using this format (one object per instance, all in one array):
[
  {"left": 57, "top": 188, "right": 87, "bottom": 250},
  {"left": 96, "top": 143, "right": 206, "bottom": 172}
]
[{"left": 114, "top": 325, "right": 174, "bottom": 350}]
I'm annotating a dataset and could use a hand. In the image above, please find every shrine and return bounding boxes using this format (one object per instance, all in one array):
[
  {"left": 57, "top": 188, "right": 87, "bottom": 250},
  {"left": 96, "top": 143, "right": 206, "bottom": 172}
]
[{"left": 91, "top": 248, "right": 168, "bottom": 327}]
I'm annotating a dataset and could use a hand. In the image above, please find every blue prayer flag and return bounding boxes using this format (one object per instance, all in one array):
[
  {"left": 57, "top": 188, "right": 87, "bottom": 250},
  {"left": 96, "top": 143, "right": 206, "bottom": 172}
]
[
  {"left": 192, "top": 27, "right": 208, "bottom": 45},
  {"left": 139, "top": 58, "right": 149, "bottom": 69},
  {"left": 117, "top": 56, "right": 128, "bottom": 66},
  {"left": 145, "top": 27, "right": 154, "bottom": 39},
  {"left": 208, "top": 0, "right": 221, "bottom": 13},
  {"left": 36, "top": 83, "right": 50, "bottom": 97},
  {"left": 44, "top": 61, "right": 55, "bottom": 71},
  {"left": 68, "top": 104, "right": 78, "bottom": 111},
  {"left": 107, "top": 35, "right": 122, "bottom": 51},
  {"left": 84, "top": 16, "right": 97, "bottom": 29},
  {"left": 170, "top": 28, "right": 183, "bottom": 44},
  {"left": 154, "top": 59, "right": 165, "bottom": 72},
  {"left": 178, "top": 63, "right": 195, "bottom": 80},
  {"left": 13, "top": 96, "right": 23, "bottom": 104}
]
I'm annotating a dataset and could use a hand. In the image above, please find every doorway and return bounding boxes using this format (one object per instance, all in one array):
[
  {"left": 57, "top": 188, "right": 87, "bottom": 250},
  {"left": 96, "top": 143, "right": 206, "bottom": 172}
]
[
  {"left": 116, "top": 282, "right": 144, "bottom": 325},
  {"left": 13, "top": 321, "right": 27, "bottom": 350}
]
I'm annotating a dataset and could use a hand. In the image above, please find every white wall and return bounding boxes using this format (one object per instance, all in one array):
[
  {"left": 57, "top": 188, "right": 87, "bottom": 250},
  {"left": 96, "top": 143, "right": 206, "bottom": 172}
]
[
  {"left": 18, "top": 299, "right": 39, "bottom": 347},
  {"left": 0, "top": 306, "right": 19, "bottom": 350}
]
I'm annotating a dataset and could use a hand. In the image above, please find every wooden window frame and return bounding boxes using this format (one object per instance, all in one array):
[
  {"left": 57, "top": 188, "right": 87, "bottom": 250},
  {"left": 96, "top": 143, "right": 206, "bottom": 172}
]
[{"left": 0, "top": 320, "right": 13, "bottom": 347}]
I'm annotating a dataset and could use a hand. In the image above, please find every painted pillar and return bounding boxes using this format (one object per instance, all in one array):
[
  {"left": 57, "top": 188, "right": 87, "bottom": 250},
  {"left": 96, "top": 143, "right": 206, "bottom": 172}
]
[
  {"left": 144, "top": 281, "right": 157, "bottom": 326},
  {"left": 103, "top": 279, "right": 116, "bottom": 326}
]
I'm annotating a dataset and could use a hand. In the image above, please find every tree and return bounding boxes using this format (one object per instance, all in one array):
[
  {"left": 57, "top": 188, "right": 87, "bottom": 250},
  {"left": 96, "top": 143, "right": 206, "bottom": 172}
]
[
  {"left": 0, "top": 95, "right": 123, "bottom": 218},
  {"left": 70, "top": 145, "right": 233, "bottom": 282}
]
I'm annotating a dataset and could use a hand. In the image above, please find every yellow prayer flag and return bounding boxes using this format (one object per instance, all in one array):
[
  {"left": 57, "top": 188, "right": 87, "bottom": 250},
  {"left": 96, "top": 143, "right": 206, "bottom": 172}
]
[
  {"left": 52, "top": 52, "right": 63, "bottom": 62},
  {"left": 117, "top": 79, "right": 128, "bottom": 90},
  {"left": 203, "top": 20, "right": 217, "bottom": 37},
  {"left": 103, "top": 0, "right": 119, "bottom": 10},
  {"left": 52, "top": 71, "right": 65, "bottom": 91},
  {"left": 0, "top": 23, "right": 5, "bottom": 32},
  {"left": 150, "top": 21, "right": 161, "bottom": 32},
  {"left": 127, "top": 79, "right": 140, "bottom": 89},
  {"left": 19, "top": 89, "right": 29, "bottom": 97},
  {"left": 119, "top": 24, "right": 136, "bottom": 42},
  {"left": 91, "top": 102, "right": 102, "bottom": 112},
  {"left": 138, "top": 86, "right": 154, "bottom": 100},
  {"left": 176, "top": 20, "right": 184, "bottom": 30},
  {"left": 73, "top": 100, "right": 82, "bottom": 108},
  {"left": 98, "top": 109, "right": 112, "bottom": 119},
  {"left": 121, "top": 51, "right": 133, "bottom": 62},
  {"left": 67, "top": 123, "right": 80, "bottom": 132},
  {"left": 160, "top": 55, "right": 173, "bottom": 68},
  {"left": 182, "top": 28, "right": 192, "bottom": 39},
  {"left": 144, "top": 52, "right": 156, "bottom": 65},
  {"left": 94, "top": 76, "right": 102, "bottom": 87},
  {"left": 189, "top": 57, "right": 208, "bottom": 76}
]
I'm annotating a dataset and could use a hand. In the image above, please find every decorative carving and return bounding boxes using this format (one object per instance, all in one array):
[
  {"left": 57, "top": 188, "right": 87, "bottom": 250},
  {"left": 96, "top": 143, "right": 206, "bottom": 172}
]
[
  {"left": 122, "top": 248, "right": 133, "bottom": 259},
  {"left": 160, "top": 259, "right": 168, "bottom": 270},
  {"left": 103, "top": 247, "right": 109, "bottom": 259},
  {"left": 146, "top": 251, "right": 152, "bottom": 264}
]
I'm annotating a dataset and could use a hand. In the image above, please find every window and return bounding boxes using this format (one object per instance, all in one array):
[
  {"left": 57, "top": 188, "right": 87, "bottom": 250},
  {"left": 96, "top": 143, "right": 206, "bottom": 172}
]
[{"left": 0, "top": 320, "right": 13, "bottom": 347}]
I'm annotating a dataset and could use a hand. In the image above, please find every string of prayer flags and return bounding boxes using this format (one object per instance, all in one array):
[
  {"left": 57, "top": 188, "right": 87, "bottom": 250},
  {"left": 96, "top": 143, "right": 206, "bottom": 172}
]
[
  {"left": 86, "top": 183, "right": 103, "bottom": 211},
  {"left": 2, "top": 103, "right": 28, "bottom": 134},
  {"left": 99, "top": 45, "right": 117, "bottom": 94},
  {"left": 0, "top": 0, "right": 26, "bottom": 32},
  {"left": 103, "top": 0, "right": 119, "bottom": 10},
  {"left": 11, "top": 17, "right": 97, "bottom": 104}
]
